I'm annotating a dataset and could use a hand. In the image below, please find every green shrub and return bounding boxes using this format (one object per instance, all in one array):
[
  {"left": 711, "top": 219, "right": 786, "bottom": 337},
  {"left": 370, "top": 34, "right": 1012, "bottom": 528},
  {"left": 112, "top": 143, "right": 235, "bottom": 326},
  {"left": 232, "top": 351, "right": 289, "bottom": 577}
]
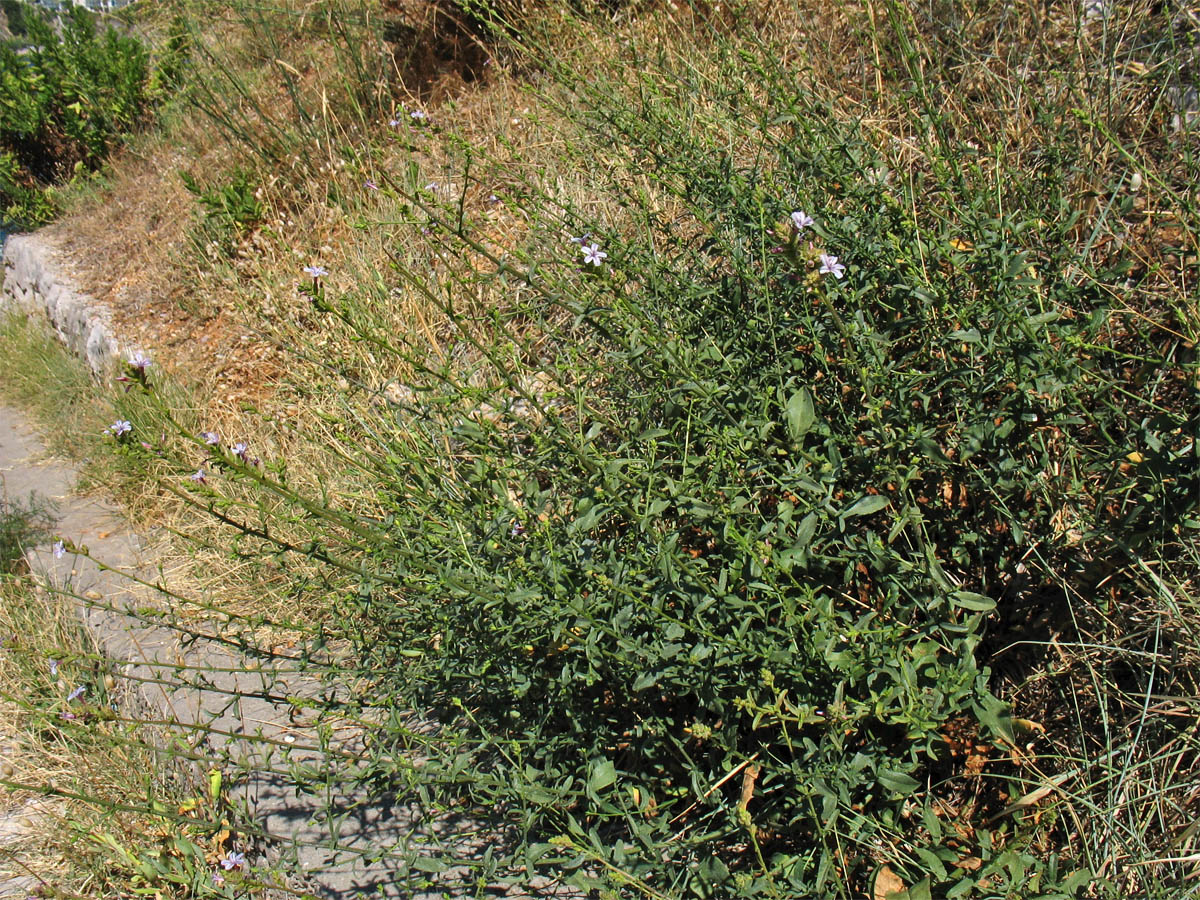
[
  {"left": 150, "top": 13, "right": 191, "bottom": 95},
  {"left": 0, "top": 5, "right": 156, "bottom": 227},
  {"left": 129, "top": 1, "right": 1198, "bottom": 897},
  {"left": 180, "top": 168, "right": 264, "bottom": 258},
  {"left": 0, "top": 149, "right": 53, "bottom": 226},
  {"left": 1, "top": 0, "right": 28, "bottom": 39}
]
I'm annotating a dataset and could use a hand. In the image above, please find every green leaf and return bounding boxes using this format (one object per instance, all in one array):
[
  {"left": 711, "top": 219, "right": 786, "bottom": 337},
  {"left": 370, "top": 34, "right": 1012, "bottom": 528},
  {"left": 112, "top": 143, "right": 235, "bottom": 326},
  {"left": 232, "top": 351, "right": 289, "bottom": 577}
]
[
  {"left": 877, "top": 769, "right": 920, "bottom": 795},
  {"left": 1025, "top": 309, "right": 1060, "bottom": 327},
  {"left": 948, "top": 328, "right": 981, "bottom": 343},
  {"left": 588, "top": 759, "right": 617, "bottom": 794},
  {"left": 973, "top": 694, "right": 1015, "bottom": 743},
  {"left": 777, "top": 512, "right": 820, "bottom": 571},
  {"left": 793, "top": 511, "right": 819, "bottom": 550},
  {"left": 632, "top": 670, "right": 658, "bottom": 691},
  {"left": 951, "top": 591, "right": 996, "bottom": 612},
  {"left": 914, "top": 847, "right": 948, "bottom": 881},
  {"left": 1060, "top": 868, "right": 1092, "bottom": 892},
  {"left": 786, "top": 387, "right": 815, "bottom": 439},
  {"left": 412, "top": 857, "right": 449, "bottom": 873},
  {"left": 842, "top": 495, "right": 890, "bottom": 518}
]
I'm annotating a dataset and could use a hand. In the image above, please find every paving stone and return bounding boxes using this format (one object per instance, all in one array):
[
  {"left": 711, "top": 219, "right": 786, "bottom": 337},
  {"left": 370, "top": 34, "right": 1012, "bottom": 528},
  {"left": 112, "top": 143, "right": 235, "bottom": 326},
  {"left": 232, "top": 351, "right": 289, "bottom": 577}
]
[{"left": 1, "top": 406, "right": 416, "bottom": 898}]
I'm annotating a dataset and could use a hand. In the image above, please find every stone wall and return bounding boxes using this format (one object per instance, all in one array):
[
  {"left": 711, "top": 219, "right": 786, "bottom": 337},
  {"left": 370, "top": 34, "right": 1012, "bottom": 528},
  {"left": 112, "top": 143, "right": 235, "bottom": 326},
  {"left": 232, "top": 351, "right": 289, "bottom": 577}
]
[{"left": 1, "top": 233, "right": 119, "bottom": 374}]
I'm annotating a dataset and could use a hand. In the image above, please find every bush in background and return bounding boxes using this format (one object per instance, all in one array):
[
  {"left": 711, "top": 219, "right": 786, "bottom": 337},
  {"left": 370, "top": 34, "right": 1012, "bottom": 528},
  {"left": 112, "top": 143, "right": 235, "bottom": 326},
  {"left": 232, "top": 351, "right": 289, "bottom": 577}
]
[
  {"left": 0, "top": 5, "right": 156, "bottom": 227},
  {"left": 1, "top": 0, "right": 29, "bottom": 39}
]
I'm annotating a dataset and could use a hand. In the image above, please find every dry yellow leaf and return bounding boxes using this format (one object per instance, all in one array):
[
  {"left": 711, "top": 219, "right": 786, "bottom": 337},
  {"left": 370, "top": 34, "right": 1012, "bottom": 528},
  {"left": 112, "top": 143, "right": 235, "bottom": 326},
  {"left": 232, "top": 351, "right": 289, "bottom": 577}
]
[
  {"left": 949, "top": 238, "right": 974, "bottom": 252},
  {"left": 872, "top": 864, "right": 906, "bottom": 900},
  {"left": 1127, "top": 451, "right": 1144, "bottom": 463},
  {"left": 738, "top": 763, "right": 761, "bottom": 811}
]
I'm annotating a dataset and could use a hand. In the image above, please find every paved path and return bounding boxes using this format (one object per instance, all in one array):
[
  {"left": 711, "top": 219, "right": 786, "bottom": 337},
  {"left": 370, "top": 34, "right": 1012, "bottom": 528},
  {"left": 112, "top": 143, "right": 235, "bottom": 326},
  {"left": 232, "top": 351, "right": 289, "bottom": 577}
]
[{"left": 0, "top": 405, "right": 413, "bottom": 898}]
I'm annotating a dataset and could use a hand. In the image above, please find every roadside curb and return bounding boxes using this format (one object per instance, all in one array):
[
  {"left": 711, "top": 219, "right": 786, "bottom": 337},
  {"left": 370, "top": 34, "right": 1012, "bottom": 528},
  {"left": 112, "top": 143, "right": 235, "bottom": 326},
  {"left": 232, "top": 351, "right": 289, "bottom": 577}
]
[{"left": 1, "top": 233, "right": 119, "bottom": 375}]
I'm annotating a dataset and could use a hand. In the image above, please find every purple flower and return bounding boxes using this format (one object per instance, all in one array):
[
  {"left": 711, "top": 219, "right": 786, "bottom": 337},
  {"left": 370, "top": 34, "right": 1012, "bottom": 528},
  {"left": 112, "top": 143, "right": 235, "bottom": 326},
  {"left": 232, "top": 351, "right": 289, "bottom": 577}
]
[
  {"left": 53, "top": 540, "right": 65, "bottom": 559},
  {"left": 303, "top": 265, "right": 328, "bottom": 279},
  {"left": 67, "top": 686, "right": 85, "bottom": 702},
  {"left": 410, "top": 109, "right": 427, "bottom": 122},
  {"left": 49, "top": 659, "right": 59, "bottom": 676},
  {"left": 189, "top": 469, "right": 207, "bottom": 484},
  {"left": 388, "top": 118, "right": 401, "bottom": 127},
  {"left": 790, "top": 211, "right": 815, "bottom": 232},
  {"left": 108, "top": 420, "right": 132, "bottom": 437},
  {"left": 128, "top": 351, "right": 152, "bottom": 371},
  {"left": 232, "top": 442, "right": 249, "bottom": 462},
  {"left": 201, "top": 431, "right": 220, "bottom": 446},
  {"left": 220, "top": 850, "right": 246, "bottom": 871},
  {"left": 365, "top": 179, "right": 379, "bottom": 191},
  {"left": 580, "top": 243, "right": 608, "bottom": 266},
  {"left": 424, "top": 182, "right": 439, "bottom": 193},
  {"left": 212, "top": 871, "right": 226, "bottom": 888},
  {"left": 568, "top": 232, "right": 592, "bottom": 245},
  {"left": 818, "top": 253, "right": 846, "bottom": 279},
  {"left": 511, "top": 522, "right": 525, "bottom": 538},
  {"left": 488, "top": 194, "right": 500, "bottom": 204}
]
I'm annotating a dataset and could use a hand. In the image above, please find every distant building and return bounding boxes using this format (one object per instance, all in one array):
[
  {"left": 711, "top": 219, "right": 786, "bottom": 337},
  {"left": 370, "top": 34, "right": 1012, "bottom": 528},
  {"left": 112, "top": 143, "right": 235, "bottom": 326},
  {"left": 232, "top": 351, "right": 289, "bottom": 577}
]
[
  {"left": 72, "top": 0, "right": 138, "bottom": 9},
  {"left": 27, "top": 0, "right": 137, "bottom": 11}
]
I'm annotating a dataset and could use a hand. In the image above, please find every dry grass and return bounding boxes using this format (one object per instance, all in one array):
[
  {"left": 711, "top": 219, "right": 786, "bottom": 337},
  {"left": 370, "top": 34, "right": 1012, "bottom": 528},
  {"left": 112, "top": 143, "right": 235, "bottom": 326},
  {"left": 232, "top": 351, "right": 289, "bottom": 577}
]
[{"left": 0, "top": 575, "right": 184, "bottom": 897}]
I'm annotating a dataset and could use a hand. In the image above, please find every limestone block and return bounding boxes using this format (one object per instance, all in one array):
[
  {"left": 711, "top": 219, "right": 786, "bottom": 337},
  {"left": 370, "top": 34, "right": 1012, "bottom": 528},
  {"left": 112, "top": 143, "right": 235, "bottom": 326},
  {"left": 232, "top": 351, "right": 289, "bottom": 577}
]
[{"left": 1, "top": 234, "right": 118, "bottom": 375}]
